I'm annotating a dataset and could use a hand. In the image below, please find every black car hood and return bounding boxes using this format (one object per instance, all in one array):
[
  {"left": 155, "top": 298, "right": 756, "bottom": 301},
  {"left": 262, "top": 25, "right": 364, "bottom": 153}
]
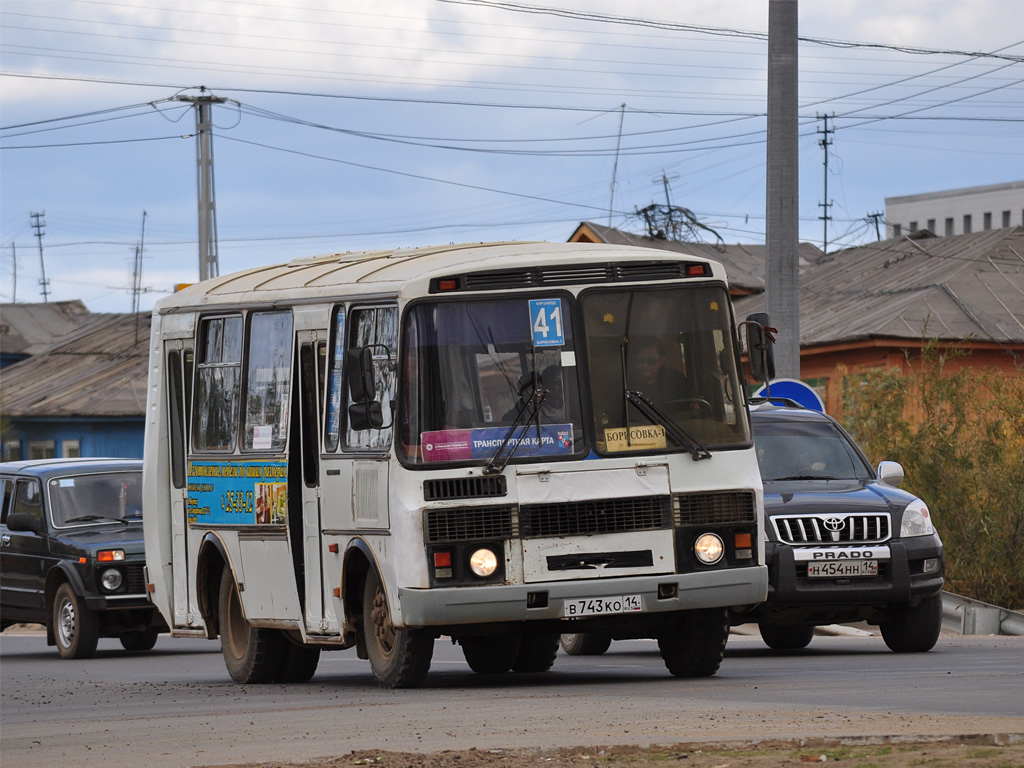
[
  {"left": 48, "top": 523, "right": 146, "bottom": 557},
  {"left": 763, "top": 478, "right": 917, "bottom": 517}
]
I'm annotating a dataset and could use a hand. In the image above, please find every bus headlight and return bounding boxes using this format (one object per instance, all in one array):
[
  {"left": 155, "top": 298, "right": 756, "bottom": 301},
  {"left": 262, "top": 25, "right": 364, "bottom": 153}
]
[
  {"left": 694, "top": 533, "right": 725, "bottom": 565},
  {"left": 100, "top": 567, "right": 123, "bottom": 592},
  {"left": 469, "top": 548, "right": 499, "bottom": 578}
]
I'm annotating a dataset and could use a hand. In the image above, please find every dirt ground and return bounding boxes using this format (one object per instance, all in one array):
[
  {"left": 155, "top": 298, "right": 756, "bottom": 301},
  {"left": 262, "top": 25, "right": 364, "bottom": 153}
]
[{"left": 217, "top": 737, "right": 1024, "bottom": 768}]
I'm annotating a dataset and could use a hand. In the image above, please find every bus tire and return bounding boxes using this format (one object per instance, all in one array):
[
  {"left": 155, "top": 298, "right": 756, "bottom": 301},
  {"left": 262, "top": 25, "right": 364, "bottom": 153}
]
[
  {"left": 275, "top": 637, "right": 321, "bottom": 683},
  {"left": 362, "top": 570, "right": 433, "bottom": 688},
  {"left": 758, "top": 622, "right": 814, "bottom": 651},
  {"left": 880, "top": 593, "right": 942, "bottom": 653},
  {"left": 512, "top": 633, "right": 560, "bottom": 672},
  {"left": 460, "top": 635, "right": 521, "bottom": 674},
  {"left": 52, "top": 582, "right": 99, "bottom": 660},
  {"left": 219, "top": 567, "right": 285, "bottom": 683},
  {"left": 657, "top": 607, "right": 729, "bottom": 678},
  {"left": 560, "top": 632, "right": 612, "bottom": 656}
]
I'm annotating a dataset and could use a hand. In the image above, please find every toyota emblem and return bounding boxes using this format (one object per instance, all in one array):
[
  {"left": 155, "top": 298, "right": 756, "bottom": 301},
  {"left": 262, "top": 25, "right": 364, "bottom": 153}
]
[{"left": 823, "top": 516, "right": 845, "bottom": 532}]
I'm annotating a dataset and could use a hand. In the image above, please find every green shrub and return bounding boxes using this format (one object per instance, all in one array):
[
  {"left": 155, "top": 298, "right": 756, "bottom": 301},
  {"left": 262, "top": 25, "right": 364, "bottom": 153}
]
[{"left": 839, "top": 341, "right": 1024, "bottom": 610}]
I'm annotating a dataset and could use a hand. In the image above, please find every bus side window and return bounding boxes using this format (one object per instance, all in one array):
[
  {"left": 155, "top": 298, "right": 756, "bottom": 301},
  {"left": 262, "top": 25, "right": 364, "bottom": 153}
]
[
  {"left": 344, "top": 306, "right": 397, "bottom": 451},
  {"left": 168, "top": 350, "right": 186, "bottom": 488},
  {"left": 242, "top": 311, "right": 293, "bottom": 452},
  {"left": 193, "top": 315, "right": 243, "bottom": 452},
  {"left": 324, "top": 307, "right": 346, "bottom": 452}
]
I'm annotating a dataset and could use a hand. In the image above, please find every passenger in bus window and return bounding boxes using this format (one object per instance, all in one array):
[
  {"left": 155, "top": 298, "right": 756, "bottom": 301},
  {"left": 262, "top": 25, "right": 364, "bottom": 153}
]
[
  {"left": 540, "top": 365, "right": 566, "bottom": 422},
  {"left": 632, "top": 339, "right": 692, "bottom": 405}
]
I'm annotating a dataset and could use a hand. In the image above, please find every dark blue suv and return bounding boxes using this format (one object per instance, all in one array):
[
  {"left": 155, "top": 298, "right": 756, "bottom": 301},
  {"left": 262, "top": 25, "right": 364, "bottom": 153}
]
[{"left": 1, "top": 458, "right": 166, "bottom": 658}]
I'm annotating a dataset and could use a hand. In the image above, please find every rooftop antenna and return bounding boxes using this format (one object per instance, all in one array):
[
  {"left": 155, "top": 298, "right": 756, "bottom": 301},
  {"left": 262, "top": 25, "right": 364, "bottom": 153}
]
[
  {"left": 133, "top": 210, "right": 147, "bottom": 343},
  {"left": 607, "top": 103, "right": 626, "bottom": 226}
]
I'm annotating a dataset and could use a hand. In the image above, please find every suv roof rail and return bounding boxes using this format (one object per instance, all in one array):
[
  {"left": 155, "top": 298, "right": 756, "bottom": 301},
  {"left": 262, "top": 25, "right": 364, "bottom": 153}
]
[{"left": 748, "top": 396, "right": 807, "bottom": 409}]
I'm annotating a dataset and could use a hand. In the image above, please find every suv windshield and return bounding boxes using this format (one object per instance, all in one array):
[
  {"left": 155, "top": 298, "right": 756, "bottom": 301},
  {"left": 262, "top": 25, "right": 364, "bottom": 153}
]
[
  {"left": 400, "top": 296, "right": 584, "bottom": 465},
  {"left": 753, "top": 418, "right": 874, "bottom": 482},
  {"left": 47, "top": 471, "right": 143, "bottom": 527},
  {"left": 580, "top": 284, "right": 749, "bottom": 455}
]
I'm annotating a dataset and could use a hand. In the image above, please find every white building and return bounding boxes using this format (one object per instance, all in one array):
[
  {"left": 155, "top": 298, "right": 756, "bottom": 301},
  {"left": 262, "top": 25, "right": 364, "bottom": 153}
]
[{"left": 885, "top": 181, "right": 1024, "bottom": 238}]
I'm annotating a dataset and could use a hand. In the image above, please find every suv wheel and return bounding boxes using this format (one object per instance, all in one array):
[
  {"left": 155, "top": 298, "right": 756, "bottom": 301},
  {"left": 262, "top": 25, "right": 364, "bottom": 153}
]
[
  {"left": 880, "top": 593, "right": 942, "bottom": 653},
  {"left": 758, "top": 622, "right": 815, "bottom": 651},
  {"left": 52, "top": 582, "right": 99, "bottom": 659}
]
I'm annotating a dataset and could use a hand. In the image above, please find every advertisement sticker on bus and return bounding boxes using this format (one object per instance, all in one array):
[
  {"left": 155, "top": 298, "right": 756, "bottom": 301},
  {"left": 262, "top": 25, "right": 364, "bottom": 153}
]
[
  {"left": 421, "top": 424, "right": 573, "bottom": 462},
  {"left": 186, "top": 459, "right": 288, "bottom": 525}
]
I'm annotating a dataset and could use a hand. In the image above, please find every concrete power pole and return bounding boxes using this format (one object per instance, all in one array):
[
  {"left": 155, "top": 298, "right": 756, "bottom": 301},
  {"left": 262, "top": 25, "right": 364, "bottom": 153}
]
[
  {"left": 30, "top": 211, "right": 50, "bottom": 302},
  {"left": 176, "top": 90, "right": 226, "bottom": 282},
  {"left": 765, "top": 0, "right": 800, "bottom": 379}
]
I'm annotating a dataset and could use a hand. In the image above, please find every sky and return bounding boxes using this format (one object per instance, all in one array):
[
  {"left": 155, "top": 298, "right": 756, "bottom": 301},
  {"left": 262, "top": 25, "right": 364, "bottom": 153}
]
[{"left": 1, "top": 0, "right": 1022, "bottom": 313}]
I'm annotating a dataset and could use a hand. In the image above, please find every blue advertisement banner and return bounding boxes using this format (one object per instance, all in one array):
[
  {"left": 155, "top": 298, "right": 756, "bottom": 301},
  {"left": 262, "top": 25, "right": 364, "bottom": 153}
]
[
  {"left": 187, "top": 459, "right": 288, "bottom": 526},
  {"left": 421, "top": 424, "right": 573, "bottom": 462}
]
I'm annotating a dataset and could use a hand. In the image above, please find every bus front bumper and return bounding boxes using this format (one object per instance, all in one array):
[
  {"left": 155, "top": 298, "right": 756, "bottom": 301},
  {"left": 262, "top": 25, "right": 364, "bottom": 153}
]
[{"left": 397, "top": 566, "right": 768, "bottom": 628}]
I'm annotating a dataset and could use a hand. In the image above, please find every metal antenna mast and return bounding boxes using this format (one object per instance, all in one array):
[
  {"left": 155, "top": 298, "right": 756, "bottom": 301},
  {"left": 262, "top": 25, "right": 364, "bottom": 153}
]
[
  {"left": 607, "top": 103, "right": 626, "bottom": 226},
  {"left": 132, "top": 210, "right": 147, "bottom": 315},
  {"left": 30, "top": 211, "right": 50, "bottom": 302},
  {"left": 176, "top": 89, "right": 226, "bottom": 282}
]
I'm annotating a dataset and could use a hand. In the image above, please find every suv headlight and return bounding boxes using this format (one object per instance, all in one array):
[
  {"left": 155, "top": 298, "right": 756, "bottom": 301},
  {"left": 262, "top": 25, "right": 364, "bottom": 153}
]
[
  {"left": 900, "top": 498, "right": 935, "bottom": 537},
  {"left": 100, "top": 567, "right": 123, "bottom": 591}
]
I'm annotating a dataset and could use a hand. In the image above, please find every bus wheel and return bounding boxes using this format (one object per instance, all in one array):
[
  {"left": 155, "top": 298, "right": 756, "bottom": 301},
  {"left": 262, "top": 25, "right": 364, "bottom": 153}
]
[
  {"left": 657, "top": 607, "right": 729, "bottom": 678},
  {"left": 512, "top": 633, "right": 560, "bottom": 672},
  {"left": 219, "top": 567, "right": 285, "bottom": 683},
  {"left": 460, "top": 635, "right": 521, "bottom": 674},
  {"left": 560, "top": 632, "right": 612, "bottom": 656},
  {"left": 362, "top": 570, "right": 433, "bottom": 688},
  {"left": 275, "top": 637, "right": 321, "bottom": 683}
]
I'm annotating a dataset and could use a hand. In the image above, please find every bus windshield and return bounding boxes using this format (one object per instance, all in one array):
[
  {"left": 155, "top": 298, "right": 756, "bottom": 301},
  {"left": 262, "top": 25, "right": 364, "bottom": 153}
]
[
  {"left": 581, "top": 284, "right": 749, "bottom": 455},
  {"left": 400, "top": 295, "right": 585, "bottom": 466}
]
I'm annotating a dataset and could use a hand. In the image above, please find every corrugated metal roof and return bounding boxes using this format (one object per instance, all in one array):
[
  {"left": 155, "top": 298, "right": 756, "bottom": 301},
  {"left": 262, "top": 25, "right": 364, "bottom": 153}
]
[
  {"left": 735, "top": 227, "right": 1024, "bottom": 346},
  {"left": 0, "top": 300, "right": 91, "bottom": 357},
  {"left": 0, "top": 313, "right": 150, "bottom": 418}
]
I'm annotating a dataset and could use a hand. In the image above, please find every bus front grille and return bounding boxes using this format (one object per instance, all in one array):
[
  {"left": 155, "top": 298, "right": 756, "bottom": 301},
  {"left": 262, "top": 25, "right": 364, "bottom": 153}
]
[
  {"left": 424, "top": 505, "right": 518, "bottom": 543},
  {"left": 423, "top": 475, "right": 507, "bottom": 501},
  {"left": 673, "top": 491, "right": 757, "bottom": 526},
  {"left": 520, "top": 496, "right": 671, "bottom": 538}
]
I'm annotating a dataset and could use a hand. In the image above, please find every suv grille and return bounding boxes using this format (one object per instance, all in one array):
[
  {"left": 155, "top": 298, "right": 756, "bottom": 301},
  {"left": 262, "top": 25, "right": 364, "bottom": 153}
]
[
  {"left": 424, "top": 505, "right": 518, "bottom": 543},
  {"left": 772, "top": 513, "right": 891, "bottom": 544},
  {"left": 124, "top": 563, "right": 147, "bottom": 594},
  {"left": 674, "top": 491, "right": 757, "bottom": 526},
  {"left": 520, "top": 495, "right": 671, "bottom": 538}
]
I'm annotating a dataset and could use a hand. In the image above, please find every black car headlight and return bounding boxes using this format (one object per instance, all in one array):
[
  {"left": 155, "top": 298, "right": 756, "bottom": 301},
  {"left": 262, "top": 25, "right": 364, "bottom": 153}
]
[{"left": 100, "top": 567, "right": 123, "bottom": 592}]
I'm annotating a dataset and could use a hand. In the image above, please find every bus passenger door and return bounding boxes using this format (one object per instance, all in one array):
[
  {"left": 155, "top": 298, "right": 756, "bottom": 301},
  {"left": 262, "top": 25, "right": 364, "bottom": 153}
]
[{"left": 165, "top": 344, "right": 199, "bottom": 628}]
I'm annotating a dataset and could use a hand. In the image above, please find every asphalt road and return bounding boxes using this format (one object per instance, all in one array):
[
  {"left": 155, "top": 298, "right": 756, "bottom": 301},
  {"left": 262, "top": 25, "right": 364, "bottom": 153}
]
[{"left": 2, "top": 629, "right": 1022, "bottom": 768}]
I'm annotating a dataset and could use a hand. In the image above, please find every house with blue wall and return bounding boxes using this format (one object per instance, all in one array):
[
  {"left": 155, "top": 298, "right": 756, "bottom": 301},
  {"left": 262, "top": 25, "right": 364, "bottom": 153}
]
[{"left": 1, "top": 312, "right": 149, "bottom": 461}]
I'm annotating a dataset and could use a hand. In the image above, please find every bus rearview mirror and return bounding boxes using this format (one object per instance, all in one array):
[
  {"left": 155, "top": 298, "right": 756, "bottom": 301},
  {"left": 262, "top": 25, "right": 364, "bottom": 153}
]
[
  {"left": 745, "top": 313, "right": 776, "bottom": 383},
  {"left": 349, "top": 401, "right": 384, "bottom": 431},
  {"left": 346, "top": 346, "right": 376, "bottom": 403}
]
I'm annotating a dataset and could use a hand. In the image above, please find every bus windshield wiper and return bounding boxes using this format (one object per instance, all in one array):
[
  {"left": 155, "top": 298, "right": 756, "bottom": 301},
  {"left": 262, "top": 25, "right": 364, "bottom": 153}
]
[
  {"left": 482, "top": 390, "right": 547, "bottom": 475},
  {"left": 625, "top": 390, "right": 711, "bottom": 461}
]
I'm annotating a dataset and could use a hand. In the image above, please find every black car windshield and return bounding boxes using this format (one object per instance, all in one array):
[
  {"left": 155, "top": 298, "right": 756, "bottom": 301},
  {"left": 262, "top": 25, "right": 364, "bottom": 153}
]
[
  {"left": 47, "top": 471, "right": 143, "bottom": 527},
  {"left": 580, "top": 284, "right": 749, "bottom": 455},
  {"left": 400, "top": 295, "right": 584, "bottom": 466},
  {"left": 753, "top": 418, "right": 873, "bottom": 481}
]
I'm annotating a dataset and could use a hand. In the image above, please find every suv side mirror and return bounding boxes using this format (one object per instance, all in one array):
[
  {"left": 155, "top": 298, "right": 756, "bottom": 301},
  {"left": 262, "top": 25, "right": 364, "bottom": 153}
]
[
  {"left": 745, "top": 313, "right": 776, "bottom": 383},
  {"left": 6, "top": 512, "right": 42, "bottom": 534},
  {"left": 877, "top": 460, "right": 905, "bottom": 487}
]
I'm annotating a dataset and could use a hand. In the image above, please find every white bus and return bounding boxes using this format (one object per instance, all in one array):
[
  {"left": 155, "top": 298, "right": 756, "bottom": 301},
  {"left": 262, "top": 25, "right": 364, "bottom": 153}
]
[{"left": 142, "top": 241, "right": 770, "bottom": 688}]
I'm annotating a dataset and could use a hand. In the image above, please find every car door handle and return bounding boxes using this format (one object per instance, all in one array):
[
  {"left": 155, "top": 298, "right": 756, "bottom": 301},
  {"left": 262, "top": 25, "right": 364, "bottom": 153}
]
[{"left": 1, "top": 534, "right": 10, "bottom": 546}]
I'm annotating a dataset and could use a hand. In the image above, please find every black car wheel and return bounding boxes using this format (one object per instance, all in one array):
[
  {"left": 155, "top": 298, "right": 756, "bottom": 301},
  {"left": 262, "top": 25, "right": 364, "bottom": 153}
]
[
  {"left": 758, "top": 622, "right": 815, "bottom": 651},
  {"left": 120, "top": 628, "right": 159, "bottom": 652},
  {"left": 880, "top": 593, "right": 942, "bottom": 653},
  {"left": 52, "top": 582, "right": 99, "bottom": 659}
]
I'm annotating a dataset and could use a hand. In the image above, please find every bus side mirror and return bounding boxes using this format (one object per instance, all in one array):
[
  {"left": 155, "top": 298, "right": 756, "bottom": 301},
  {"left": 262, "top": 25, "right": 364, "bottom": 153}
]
[
  {"left": 349, "top": 401, "right": 384, "bottom": 431},
  {"left": 745, "top": 313, "right": 776, "bottom": 383},
  {"left": 346, "top": 346, "right": 377, "bottom": 403}
]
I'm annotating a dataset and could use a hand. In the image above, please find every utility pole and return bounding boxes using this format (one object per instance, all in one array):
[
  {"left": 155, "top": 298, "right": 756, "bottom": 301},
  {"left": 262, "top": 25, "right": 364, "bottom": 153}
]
[
  {"left": 654, "top": 171, "right": 679, "bottom": 207},
  {"left": 868, "top": 211, "right": 883, "bottom": 240},
  {"left": 132, "top": 210, "right": 147, "bottom": 315},
  {"left": 9, "top": 243, "right": 16, "bottom": 302},
  {"left": 608, "top": 103, "right": 626, "bottom": 227},
  {"left": 30, "top": 211, "right": 50, "bottom": 302},
  {"left": 176, "top": 89, "right": 226, "bottom": 282},
  {"left": 765, "top": 0, "right": 800, "bottom": 379},
  {"left": 817, "top": 113, "right": 835, "bottom": 255}
]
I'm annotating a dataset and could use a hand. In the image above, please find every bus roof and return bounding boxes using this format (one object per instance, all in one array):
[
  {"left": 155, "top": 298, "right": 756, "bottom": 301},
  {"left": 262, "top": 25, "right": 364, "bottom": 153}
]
[{"left": 154, "top": 241, "right": 726, "bottom": 313}]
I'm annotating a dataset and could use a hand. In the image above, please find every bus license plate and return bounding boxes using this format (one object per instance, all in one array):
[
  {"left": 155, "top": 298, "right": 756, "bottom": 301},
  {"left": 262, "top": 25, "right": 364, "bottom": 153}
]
[
  {"left": 807, "top": 560, "right": 878, "bottom": 578},
  {"left": 563, "top": 595, "right": 643, "bottom": 617}
]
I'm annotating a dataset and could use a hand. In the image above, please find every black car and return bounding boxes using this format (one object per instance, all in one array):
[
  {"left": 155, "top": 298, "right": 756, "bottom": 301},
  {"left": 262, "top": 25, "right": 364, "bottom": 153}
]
[
  {"left": 560, "top": 401, "right": 945, "bottom": 656},
  {"left": 732, "top": 400, "right": 945, "bottom": 652},
  {"left": 0, "top": 458, "right": 166, "bottom": 658}
]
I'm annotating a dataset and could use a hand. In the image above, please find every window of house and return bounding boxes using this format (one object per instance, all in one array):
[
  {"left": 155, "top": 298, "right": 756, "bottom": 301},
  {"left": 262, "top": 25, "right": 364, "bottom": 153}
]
[
  {"left": 909, "top": 221, "right": 918, "bottom": 233},
  {"left": 984, "top": 212, "right": 992, "bottom": 231},
  {"left": 892, "top": 223, "right": 902, "bottom": 237},
  {"left": 1003, "top": 210, "right": 1012, "bottom": 228},
  {"left": 927, "top": 218, "right": 936, "bottom": 232},
  {"left": 2, "top": 441, "right": 21, "bottom": 462},
  {"left": 28, "top": 441, "right": 55, "bottom": 460},
  {"left": 945, "top": 218, "right": 954, "bottom": 236},
  {"left": 61, "top": 440, "right": 80, "bottom": 458},
  {"left": 963, "top": 214, "right": 972, "bottom": 234}
]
